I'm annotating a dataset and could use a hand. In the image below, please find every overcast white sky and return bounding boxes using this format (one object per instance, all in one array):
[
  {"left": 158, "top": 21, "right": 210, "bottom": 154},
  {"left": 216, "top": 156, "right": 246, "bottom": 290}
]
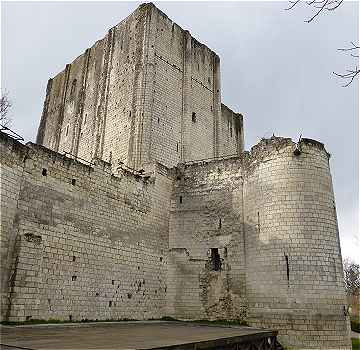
[{"left": 1, "top": 1, "right": 359, "bottom": 263}]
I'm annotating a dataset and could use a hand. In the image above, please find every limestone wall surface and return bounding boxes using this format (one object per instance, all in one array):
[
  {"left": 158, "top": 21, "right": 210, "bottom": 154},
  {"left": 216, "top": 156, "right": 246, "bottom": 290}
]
[
  {"left": 166, "top": 137, "right": 350, "bottom": 349},
  {"left": 167, "top": 158, "right": 248, "bottom": 320},
  {"left": 0, "top": 132, "right": 172, "bottom": 322},
  {"left": 4, "top": 3, "right": 351, "bottom": 348},
  {"left": 36, "top": 3, "right": 243, "bottom": 171},
  {"left": 243, "top": 137, "right": 351, "bottom": 349}
]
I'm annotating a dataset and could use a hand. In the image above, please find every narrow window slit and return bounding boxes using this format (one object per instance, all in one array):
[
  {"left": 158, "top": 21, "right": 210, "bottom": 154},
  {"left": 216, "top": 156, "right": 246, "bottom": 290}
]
[
  {"left": 284, "top": 253, "right": 290, "bottom": 286},
  {"left": 192, "top": 112, "right": 196, "bottom": 123}
]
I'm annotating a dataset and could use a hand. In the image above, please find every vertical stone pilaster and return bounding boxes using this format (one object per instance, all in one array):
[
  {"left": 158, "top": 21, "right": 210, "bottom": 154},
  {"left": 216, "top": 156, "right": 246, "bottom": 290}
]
[
  {"left": 134, "top": 4, "right": 157, "bottom": 170},
  {"left": 181, "top": 30, "right": 192, "bottom": 162},
  {"left": 93, "top": 28, "right": 115, "bottom": 161},
  {"left": 213, "top": 54, "right": 221, "bottom": 158},
  {"left": 36, "top": 78, "right": 53, "bottom": 145},
  {"left": 54, "top": 64, "right": 71, "bottom": 152},
  {"left": 71, "top": 48, "right": 91, "bottom": 157}
]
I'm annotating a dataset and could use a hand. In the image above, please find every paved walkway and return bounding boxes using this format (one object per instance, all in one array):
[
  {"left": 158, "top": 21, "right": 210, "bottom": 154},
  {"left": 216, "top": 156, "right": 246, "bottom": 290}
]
[{"left": 0, "top": 321, "right": 276, "bottom": 350}]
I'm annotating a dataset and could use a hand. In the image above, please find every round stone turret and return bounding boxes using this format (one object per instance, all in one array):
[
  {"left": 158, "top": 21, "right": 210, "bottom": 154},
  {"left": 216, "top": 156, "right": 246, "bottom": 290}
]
[{"left": 243, "top": 136, "right": 351, "bottom": 349}]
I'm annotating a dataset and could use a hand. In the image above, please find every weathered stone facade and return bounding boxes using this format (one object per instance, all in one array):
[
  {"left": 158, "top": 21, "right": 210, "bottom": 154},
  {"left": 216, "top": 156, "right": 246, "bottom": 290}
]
[
  {"left": 36, "top": 3, "right": 243, "bottom": 170},
  {"left": 0, "top": 3, "right": 351, "bottom": 349}
]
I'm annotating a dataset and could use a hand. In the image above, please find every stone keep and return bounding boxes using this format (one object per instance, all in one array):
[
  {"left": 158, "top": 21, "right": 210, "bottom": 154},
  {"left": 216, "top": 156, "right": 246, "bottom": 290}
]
[
  {"left": 0, "top": 3, "right": 351, "bottom": 349},
  {"left": 36, "top": 3, "right": 243, "bottom": 170}
]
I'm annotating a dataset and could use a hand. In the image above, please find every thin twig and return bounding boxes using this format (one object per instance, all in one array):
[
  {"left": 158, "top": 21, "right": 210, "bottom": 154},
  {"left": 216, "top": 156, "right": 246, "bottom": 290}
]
[
  {"left": 333, "top": 67, "right": 360, "bottom": 87},
  {"left": 284, "top": 0, "right": 301, "bottom": 11}
]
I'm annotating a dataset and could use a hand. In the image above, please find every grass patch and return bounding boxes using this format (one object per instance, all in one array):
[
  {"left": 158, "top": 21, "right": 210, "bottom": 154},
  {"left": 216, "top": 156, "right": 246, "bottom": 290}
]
[
  {"left": 351, "top": 319, "right": 360, "bottom": 333},
  {"left": 0, "top": 318, "right": 137, "bottom": 326},
  {"left": 160, "top": 316, "right": 248, "bottom": 326},
  {"left": 352, "top": 338, "right": 360, "bottom": 350},
  {"left": 188, "top": 319, "right": 248, "bottom": 326},
  {"left": 1, "top": 316, "right": 248, "bottom": 327}
]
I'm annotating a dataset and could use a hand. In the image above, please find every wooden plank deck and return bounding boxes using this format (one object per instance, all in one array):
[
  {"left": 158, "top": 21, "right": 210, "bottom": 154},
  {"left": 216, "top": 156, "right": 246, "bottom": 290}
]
[{"left": 0, "top": 321, "right": 279, "bottom": 350}]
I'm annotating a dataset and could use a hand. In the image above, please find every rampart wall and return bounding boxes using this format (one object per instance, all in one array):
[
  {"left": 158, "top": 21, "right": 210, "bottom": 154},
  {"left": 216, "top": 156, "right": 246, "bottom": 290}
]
[
  {"left": 167, "top": 157, "right": 247, "bottom": 320},
  {"left": 0, "top": 132, "right": 172, "bottom": 322},
  {"left": 1, "top": 4, "right": 351, "bottom": 349},
  {"left": 167, "top": 137, "right": 351, "bottom": 349}
]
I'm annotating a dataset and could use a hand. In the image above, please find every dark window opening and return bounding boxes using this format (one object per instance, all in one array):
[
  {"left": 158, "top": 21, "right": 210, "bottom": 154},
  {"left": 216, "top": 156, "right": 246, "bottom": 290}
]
[
  {"left": 112, "top": 280, "right": 115, "bottom": 285},
  {"left": 176, "top": 143, "right": 179, "bottom": 152},
  {"left": 284, "top": 253, "right": 290, "bottom": 285},
  {"left": 72, "top": 179, "right": 76, "bottom": 186},
  {"left": 42, "top": 168, "right": 47, "bottom": 176},
  {"left": 230, "top": 127, "right": 233, "bottom": 137},
  {"left": 179, "top": 196, "right": 183, "bottom": 204},
  {"left": 218, "top": 218, "right": 222, "bottom": 229},
  {"left": 210, "top": 248, "right": 221, "bottom": 271},
  {"left": 65, "top": 124, "right": 69, "bottom": 137},
  {"left": 72, "top": 275, "right": 77, "bottom": 281},
  {"left": 69, "top": 315, "right": 72, "bottom": 321},
  {"left": 26, "top": 315, "right": 32, "bottom": 321},
  {"left": 192, "top": 112, "right": 196, "bottom": 123},
  {"left": 158, "top": 117, "right": 160, "bottom": 124},
  {"left": 72, "top": 256, "right": 76, "bottom": 262},
  {"left": 109, "top": 301, "right": 112, "bottom": 307}
]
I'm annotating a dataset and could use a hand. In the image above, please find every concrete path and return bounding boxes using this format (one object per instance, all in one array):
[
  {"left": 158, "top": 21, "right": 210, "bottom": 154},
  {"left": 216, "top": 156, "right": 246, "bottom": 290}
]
[{"left": 0, "top": 321, "right": 276, "bottom": 350}]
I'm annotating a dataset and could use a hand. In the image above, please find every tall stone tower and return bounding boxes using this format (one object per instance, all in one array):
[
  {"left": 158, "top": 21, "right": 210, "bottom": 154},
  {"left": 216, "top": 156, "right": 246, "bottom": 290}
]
[
  {"left": 36, "top": 3, "right": 243, "bottom": 170},
  {"left": 1, "top": 3, "right": 349, "bottom": 349}
]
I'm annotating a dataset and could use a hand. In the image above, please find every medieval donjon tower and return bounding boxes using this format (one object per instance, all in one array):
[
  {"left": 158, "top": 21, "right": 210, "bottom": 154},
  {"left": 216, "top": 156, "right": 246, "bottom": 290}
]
[{"left": 0, "top": 3, "right": 351, "bottom": 349}]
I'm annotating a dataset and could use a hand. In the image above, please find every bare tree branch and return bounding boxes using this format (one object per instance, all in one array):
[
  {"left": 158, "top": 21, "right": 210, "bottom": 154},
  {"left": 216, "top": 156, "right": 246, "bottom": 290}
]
[
  {"left": 334, "top": 42, "right": 360, "bottom": 86},
  {"left": 0, "top": 91, "right": 12, "bottom": 127},
  {"left": 285, "top": 1, "right": 358, "bottom": 86},
  {"left": 343, "top": 258, "right": 360, "bottom": 297},
  {"left": 285, "top": 0, "right": 344, "bottom": 23},
  {"left": 306, "top": 0, "right": 330, "bottom": 23},
  {"left": 285, "top": 0, "right": 301, "bottom": 11},
  {"left": 333, "top": 68, "right": 360, "bottom": 87},
  {"left": 338, "top": 42, "right": 360, "bottom": 52}
]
